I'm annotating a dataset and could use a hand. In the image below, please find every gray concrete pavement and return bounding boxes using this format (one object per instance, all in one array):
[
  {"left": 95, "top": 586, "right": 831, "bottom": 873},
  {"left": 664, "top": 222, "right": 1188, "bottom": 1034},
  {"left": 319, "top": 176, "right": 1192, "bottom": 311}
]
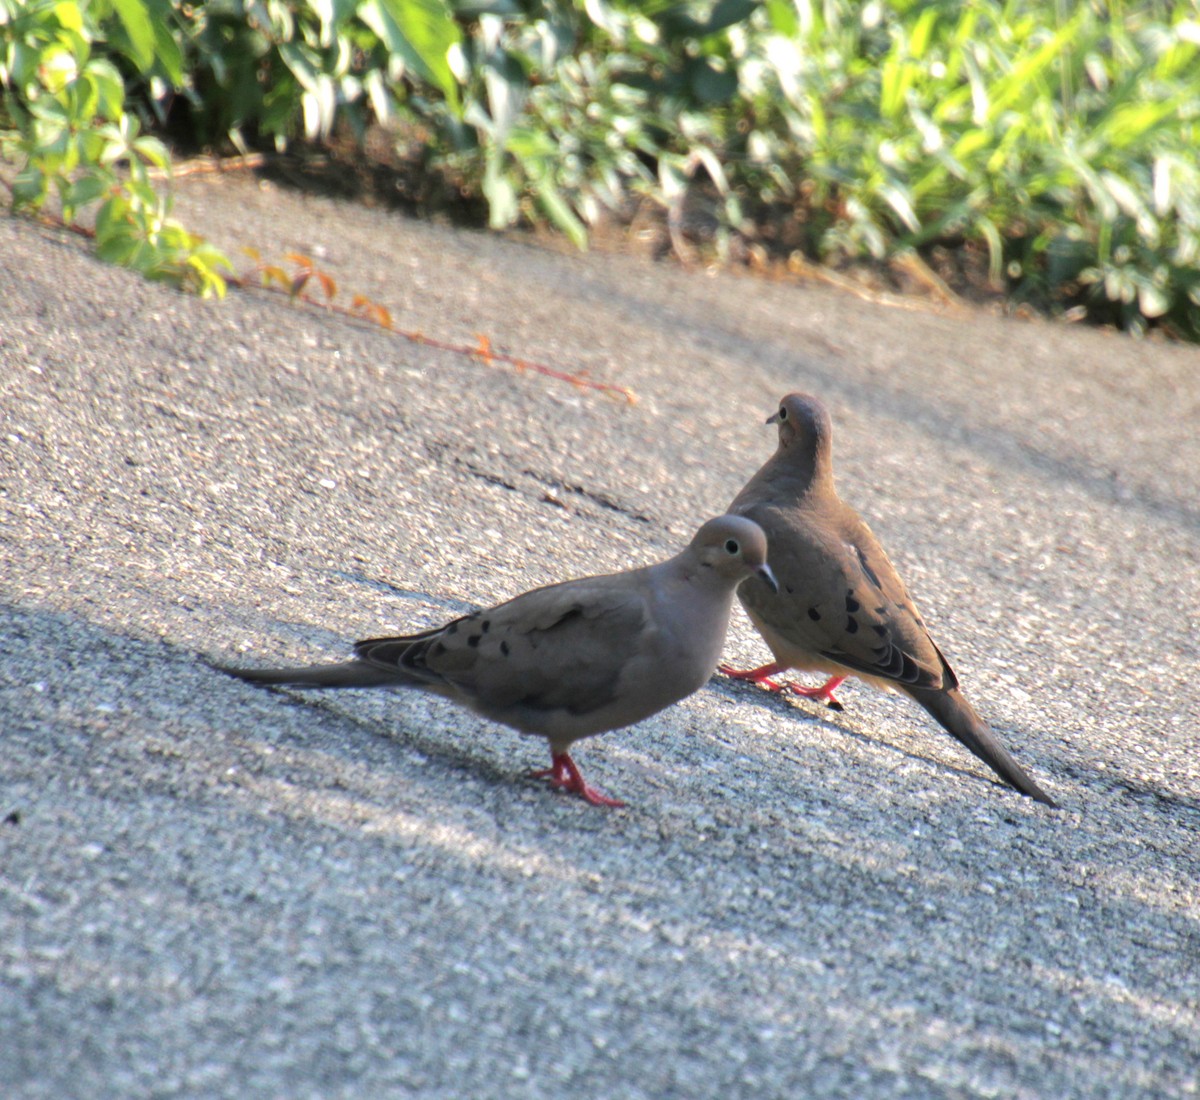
[{"left": 1, "top": 172, "right": 1198, "bottom": 1098}]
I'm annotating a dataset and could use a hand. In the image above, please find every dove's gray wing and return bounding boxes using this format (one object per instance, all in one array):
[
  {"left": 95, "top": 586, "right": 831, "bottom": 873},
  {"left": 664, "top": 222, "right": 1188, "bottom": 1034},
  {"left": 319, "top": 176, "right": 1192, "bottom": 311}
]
[{"left": 355, "top": 574, "right": 660, "bottom": 739}]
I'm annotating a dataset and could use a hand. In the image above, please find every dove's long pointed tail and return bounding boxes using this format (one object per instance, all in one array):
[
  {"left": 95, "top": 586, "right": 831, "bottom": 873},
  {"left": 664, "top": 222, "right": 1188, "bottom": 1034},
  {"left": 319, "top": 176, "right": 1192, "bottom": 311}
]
[
  {"left": 907, "top": 687, "right": 1057, "bottom": 807},
  {"left": 214, "top": 661, "right": 407, "bottom": 689}
]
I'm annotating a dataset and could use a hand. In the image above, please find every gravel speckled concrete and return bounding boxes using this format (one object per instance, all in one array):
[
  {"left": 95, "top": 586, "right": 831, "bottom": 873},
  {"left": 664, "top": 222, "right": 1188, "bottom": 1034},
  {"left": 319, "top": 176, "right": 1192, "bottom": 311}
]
[{"left": 1, "top": 174, "right": 1198, "bottom": 1098}]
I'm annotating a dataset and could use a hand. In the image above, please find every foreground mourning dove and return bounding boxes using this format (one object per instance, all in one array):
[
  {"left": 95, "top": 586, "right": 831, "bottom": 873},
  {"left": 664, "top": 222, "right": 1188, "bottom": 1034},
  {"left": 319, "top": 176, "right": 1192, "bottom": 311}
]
[
  {"left": 723, "top": 393, "right": 1056, "bottom": 806},
  {"left": 218, "top": 515, "right": 777, "bottom": 807}
]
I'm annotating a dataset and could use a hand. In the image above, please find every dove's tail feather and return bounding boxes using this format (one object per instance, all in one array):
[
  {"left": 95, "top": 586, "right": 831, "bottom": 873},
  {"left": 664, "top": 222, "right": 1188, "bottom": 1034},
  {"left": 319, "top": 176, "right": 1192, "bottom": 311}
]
[
  {"left": 907, "top": 686, "right": 1057, "bottom": 807},
  {"left": 215, "top": 661, "right": 409, "bottom": 689}
]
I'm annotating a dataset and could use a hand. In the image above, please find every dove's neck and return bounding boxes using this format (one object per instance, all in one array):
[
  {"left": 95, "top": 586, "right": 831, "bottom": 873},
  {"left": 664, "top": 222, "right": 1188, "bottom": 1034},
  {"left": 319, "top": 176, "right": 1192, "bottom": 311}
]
[
  {"left": 658, "top": 553, "right": 740, "bottom": 609},
  {"left": 771, "top": 451, "right": 835, "bottom": 500},
  {"left": 655, "top": 558, "right": 736, "bottom": 672}
]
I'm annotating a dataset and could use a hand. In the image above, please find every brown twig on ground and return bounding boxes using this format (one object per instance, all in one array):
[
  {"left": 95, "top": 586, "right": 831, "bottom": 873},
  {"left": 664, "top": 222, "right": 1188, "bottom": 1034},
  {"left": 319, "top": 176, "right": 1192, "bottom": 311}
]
[
  {"left": 3, "top": 186, "right": 635, "bottom": 402},
  {"left": 146, "top": 152, "right": 268, "bottom": 181},
  {"left": 236, "top": 248, "right": 637, "bottom": 404}
]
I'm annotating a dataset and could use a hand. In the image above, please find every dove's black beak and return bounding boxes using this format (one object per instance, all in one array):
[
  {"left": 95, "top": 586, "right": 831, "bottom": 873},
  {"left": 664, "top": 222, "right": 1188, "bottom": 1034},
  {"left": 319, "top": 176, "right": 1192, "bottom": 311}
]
[
  {"left": 757, "top": 563, "right": 780, "bottom": 594},
  {"left": 765, "top": 411, "right": 779, "bottom": 425}
]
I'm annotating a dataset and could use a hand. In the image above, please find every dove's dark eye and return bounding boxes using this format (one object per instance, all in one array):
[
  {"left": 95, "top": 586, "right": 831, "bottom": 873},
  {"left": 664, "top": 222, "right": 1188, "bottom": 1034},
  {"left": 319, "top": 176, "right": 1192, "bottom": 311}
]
[
  {"left": 725, "top": 539, "right": 739, "bottom": 555},
  {"left": 778, "top": 406, "right": 788, "bottom": 421}
]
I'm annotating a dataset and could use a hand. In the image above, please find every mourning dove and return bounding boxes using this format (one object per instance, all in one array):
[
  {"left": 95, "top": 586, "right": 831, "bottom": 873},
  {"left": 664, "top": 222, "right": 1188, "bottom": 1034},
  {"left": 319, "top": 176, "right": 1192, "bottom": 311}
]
[
  {"left": 218, "top": 515, "right": 778, "bottom": 807},
  {"left": 724, "top": 393, "right": 1056, "bottom": 806}
]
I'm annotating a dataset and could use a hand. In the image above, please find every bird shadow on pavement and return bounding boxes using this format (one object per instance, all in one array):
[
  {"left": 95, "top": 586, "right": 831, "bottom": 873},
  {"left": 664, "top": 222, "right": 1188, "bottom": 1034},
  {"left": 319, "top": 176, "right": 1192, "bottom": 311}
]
[
  {"left": 710, "top": 666, "right": 1200, "bottom": 822},
  {"left": 706, "top": 671, "right": 1048, "bottom": 805},
  {"left": 248, "top": 680, "right": 572, "bottom": 805},
  {"left": 6, "top": 596, "right": 1195, "bottom": 829},
  {"left": 1049, "top": 755, "right": 1200, "bottom": 821}
]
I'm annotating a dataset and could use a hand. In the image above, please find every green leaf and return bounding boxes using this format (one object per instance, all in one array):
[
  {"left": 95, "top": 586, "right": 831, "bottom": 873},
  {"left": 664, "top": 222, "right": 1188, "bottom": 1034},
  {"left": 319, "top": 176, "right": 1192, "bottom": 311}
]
[
  {"left": 688, "top": 58, "right": 738, "bottom": 106},
  {"left": 95, "top": 193, "right": 130, "bottom": 239},
  {"left": 109, "top": 0, "right": 156, "bottom": 73},
  {"left": 11, "top": 166, "right": 48, "bottom": 210},
  {"left": 531, "top": 175, "right": 587, "bottom": 250},
  {"left": 878, "top": 181, "right": 920, "bottom": 234},
  {"left": 950, "top": 128, "right": 990, "bottom": 164},
  {"left": 1100, "top": 99, "right": 1183, "bottom": 148},
  {"left": 482, "top": 146, "right": 518, "bottom": 228},
  {"left": 763, "top": 0, "right": 797, "bottom": 37},
  {"left": 1137, "top": 278, "right": 1170, "bottom": 318},
  {"left": 95, "top": 228, "right": 140, "bottom": 266},
  {"left": 149, "top": 8, "right": 185, "bottom": 86},
  {"left": 483, "top": 50, "right": 528, "bottom": 141},
  {"left": 67, "top": 171, "right": 112, "bottom": 208},
  {"left": 132, "top": 134, "right": 170, "bottom": 169},
  {"left": 702, "top": 0, "right": 758, "bottom": 38},
  {"left": 879, "top": 52, "right": 905, "bottom": 120},
  {"left": 83, "top": 58, "right": 127, "bottom": 120},
  {"left": 976, "top": 216, "right": 1004, "bottom": 287},
  {"left": 361, "top": 0, "right": 462, "bottom": 112},
  {"left": 908, "top": 7, "right": 939, "bottom": 60},
  {"left": 450, "top": 1, "right": 521, "bottom": 16}
]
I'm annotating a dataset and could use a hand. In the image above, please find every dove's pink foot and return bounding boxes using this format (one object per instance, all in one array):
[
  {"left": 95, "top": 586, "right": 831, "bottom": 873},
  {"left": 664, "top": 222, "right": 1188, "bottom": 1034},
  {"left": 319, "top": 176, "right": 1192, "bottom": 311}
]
[
  {"left": 531, "top": 752, "right": 625, "bottom": 808},
  {"left": 787, "top": 675, "right": 847, "bottom": 711},
  {"left": 720, "top": 663, "right": 847, "bottom": 710},
  {"left": 718, "top": 661, "right": 789, "bottom": 691}
]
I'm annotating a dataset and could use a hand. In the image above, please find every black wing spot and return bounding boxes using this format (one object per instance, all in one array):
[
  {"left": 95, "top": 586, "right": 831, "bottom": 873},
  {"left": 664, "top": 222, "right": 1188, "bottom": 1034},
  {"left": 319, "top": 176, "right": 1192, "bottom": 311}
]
[
  {"left": 500, "top": 640, "right": 510, "bottom": 657},
  {"left": 481, "top": 619, "right": 491, "bottom": 633},
  {"left": 432, "top": 642, "right": 446, "bottom": 657},
  {"left": 807, "top": 608, "right": 821, "bottom": 622},
  {"left": 467, "top": 635, "right": 481, "bottom": 648},
  {"left": 845, "top": 592, "right": 860, "bottom": 613},
  {"left": 872, "top": 623, "right": 888, "bottom": 636},
  {"left": 446, "top": 622, "right": 459, "bottom": 635},
  {"left": 846, "top": 616, "right": 859, "bottom": 634}
]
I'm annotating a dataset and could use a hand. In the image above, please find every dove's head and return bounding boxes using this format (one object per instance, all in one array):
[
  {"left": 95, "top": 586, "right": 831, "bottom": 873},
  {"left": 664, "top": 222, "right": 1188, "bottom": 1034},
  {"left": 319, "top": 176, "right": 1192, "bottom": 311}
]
[
  {"left": 690, "top": 515, "right": 778, "bottom": 592},
  {"left": 767, "top": 393, "right": 833, "bottom": 461}
]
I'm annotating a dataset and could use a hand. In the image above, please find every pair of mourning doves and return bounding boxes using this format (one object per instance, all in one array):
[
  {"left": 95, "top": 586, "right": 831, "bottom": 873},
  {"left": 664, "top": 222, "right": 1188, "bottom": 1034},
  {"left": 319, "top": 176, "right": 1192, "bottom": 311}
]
[
  {"left": 724, "top": 393, "right": 1055, "bottom": 806},
  {"left": 219, "top": 515, "right": 777, "bottom": 807}
]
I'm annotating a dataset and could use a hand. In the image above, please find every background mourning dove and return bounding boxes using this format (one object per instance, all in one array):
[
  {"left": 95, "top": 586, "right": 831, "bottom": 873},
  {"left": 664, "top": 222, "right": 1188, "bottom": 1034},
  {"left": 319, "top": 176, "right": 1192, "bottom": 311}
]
[
  {"left": 218, "top": 515, "right": 778, "bottom": 807},
  {"left": 724, "top": 393, "right": 1056, "bottom": 807}
]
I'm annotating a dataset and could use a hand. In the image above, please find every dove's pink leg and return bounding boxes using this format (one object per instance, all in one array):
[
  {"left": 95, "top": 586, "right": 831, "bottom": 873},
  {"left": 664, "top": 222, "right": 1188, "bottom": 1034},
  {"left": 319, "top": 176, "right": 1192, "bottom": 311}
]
[
  {"left": 787, "top": 675, "right": 847, "bottom": 709},
  {"left": 718, "top": 661, "right": 790, "bottom": 691},
  {"left": 531, "top": 752, "right": 625, "bottom": 808},
  {"left": 720, "top": 663, "right": 847, "bottom": 710}
]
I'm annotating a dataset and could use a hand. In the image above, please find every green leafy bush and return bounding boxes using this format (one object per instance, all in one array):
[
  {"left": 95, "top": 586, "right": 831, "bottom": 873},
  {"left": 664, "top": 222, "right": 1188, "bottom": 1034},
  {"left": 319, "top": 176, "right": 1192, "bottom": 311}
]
[
  {"left": 429, "top": 0, "right": 1200, "bottom": 337},
  {"left": 731, "top": 0, "right": 1200, "bottom": 335},
  {"left": 0, "top": 0, "right": 230, "bottom": 295}
]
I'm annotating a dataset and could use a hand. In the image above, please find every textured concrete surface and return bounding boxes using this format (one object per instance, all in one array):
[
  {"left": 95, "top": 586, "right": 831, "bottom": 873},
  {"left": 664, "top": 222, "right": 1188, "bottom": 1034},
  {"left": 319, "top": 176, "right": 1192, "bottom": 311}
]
[{"left": 1, "top": 172, "right": 1198, "bottom": 1098}]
